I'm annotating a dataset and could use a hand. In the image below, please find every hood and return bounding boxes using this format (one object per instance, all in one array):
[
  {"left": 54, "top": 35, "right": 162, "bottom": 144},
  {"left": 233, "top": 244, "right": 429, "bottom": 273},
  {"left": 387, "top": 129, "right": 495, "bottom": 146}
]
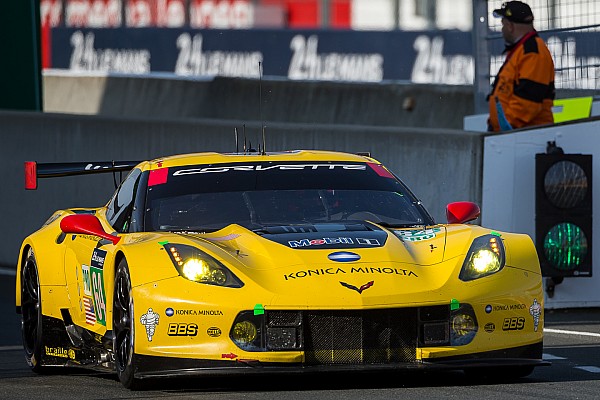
[
  {"left": 174, "top": 223, "right": 477, "bottom": 307},
  {"left": 195, "top": 222, "right": 450, "bottom": 268}
]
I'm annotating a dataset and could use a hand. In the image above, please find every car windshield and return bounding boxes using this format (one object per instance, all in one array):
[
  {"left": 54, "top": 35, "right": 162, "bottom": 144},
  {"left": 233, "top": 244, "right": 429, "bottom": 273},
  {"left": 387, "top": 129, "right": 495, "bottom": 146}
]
[{"left": 144, "top": 160, "right": 432, "bottom": 232}]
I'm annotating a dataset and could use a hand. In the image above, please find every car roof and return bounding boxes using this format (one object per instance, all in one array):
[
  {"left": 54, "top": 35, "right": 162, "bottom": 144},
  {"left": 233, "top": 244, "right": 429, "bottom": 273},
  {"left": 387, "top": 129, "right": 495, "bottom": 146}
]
[{"left": 142, "top": 150, "right": 378, "bottom": 170}]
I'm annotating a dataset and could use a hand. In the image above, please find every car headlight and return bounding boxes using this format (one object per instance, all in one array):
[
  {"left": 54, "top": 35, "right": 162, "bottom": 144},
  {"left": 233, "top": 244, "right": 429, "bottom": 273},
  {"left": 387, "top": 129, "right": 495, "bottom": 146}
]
[
  {"left": 450, "top": 304, "right": 478, "bottom": 345},
  {"left": 230, "top": 311, "right": 264, "bottom": 351},
  {"left": 459, "top": 234, "right": 505, "bottom": 281},
  {"left": 164, "top": 243, "right": 244, "bottom": 288}
]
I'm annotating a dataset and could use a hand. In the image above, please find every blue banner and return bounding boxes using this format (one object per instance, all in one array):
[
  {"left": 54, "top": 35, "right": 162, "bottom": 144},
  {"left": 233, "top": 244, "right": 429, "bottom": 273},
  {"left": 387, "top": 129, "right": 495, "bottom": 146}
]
[
  {"left": 51, "top": 28, "right": 473, "bottom": 84},
  {"left": 50, "top": 28, "right": 599, "bottom": 88}
]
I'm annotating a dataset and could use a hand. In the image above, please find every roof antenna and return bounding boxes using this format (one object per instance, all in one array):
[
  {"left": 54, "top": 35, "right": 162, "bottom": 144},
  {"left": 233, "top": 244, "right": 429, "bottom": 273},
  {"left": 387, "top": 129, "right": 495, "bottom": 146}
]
[
  {"left": 234, "top": 127, "right": 239, "bottom": 153},
  {"left": 259, "top": 61, "right": 266, "bottom": 155},
  {"left": 243, "top": 124, "right": 247, "bottom": 154}
]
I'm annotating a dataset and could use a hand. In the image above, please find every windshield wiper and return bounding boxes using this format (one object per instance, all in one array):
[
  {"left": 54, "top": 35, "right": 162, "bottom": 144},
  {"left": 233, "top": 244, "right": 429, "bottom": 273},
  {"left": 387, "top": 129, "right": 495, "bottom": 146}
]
[
  {"left": 162, "top": 226, "right": 221, "bottom": 233},
  {"left": 377, "top": 222, "right": 425, "bottom": 229}
]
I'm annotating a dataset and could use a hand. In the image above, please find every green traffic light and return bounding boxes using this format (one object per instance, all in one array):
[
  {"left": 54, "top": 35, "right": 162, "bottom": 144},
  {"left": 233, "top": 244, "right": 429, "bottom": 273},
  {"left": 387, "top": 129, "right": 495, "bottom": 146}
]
[{"left": 543, "top": 222, "right": 588, "bottom": 270}]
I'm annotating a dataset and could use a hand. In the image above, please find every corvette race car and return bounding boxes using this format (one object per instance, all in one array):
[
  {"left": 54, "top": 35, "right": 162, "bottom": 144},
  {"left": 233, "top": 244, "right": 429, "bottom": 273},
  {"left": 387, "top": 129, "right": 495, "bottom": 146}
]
[{"left": 16, "top": 149, "right": 547, "bottom": 389}]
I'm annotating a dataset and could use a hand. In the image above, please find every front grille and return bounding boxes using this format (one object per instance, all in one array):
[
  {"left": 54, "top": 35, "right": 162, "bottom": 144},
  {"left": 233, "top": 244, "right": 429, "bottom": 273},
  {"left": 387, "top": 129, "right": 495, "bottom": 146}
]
[
  {"left": 260, "top": 307, "right": 448, "bottom": 364},
  {"left": 303, "top": 309, "right": 418, "bottom": 365}
]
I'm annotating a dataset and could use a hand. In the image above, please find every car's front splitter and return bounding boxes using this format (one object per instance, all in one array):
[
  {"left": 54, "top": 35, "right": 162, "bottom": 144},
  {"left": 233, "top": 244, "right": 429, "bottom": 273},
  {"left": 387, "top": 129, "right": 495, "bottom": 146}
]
[{"left": 133, "top": 341, "right": 549, "bottom": 379}]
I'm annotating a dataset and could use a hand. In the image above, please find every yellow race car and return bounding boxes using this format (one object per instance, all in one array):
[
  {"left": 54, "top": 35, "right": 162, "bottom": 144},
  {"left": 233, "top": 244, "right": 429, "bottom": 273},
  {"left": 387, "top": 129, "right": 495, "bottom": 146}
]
[{"left": 16, "top": 149, "right": 547, "bottom": 389}]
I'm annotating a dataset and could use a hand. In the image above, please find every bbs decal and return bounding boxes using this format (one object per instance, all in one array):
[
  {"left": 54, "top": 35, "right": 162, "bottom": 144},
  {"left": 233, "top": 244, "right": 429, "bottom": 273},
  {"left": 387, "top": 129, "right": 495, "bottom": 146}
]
[
  {"left": 502, "top": 317, "right": 525, "bottom": 331},
  {"left": 167, "top": 323, "right": 199, "bottom": 336}
]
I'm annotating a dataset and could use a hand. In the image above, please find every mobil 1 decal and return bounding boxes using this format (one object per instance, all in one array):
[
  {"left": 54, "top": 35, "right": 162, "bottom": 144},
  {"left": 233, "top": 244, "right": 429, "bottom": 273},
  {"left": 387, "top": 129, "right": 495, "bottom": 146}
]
[{"left": 82, "top": 249, "right": 107, "bottom": 326}]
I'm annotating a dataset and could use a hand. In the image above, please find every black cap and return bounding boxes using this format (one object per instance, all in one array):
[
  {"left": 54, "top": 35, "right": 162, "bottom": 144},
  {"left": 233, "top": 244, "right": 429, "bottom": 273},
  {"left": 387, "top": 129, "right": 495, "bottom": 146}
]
[{"left": 493, "top": 1, "right": 534, "bottom": 23}]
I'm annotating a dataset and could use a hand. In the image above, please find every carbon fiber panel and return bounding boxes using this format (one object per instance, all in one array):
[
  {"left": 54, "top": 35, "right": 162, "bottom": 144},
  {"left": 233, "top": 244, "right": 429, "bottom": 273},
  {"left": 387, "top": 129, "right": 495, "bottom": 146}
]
[{"left": 302, "top": 309, "right": 418, "bottom": 365}]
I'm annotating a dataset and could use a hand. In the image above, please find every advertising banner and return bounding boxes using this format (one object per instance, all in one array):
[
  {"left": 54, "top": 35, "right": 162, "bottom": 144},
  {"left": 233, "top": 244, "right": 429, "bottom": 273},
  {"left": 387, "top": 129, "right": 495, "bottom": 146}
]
[
  {"left": 51, "top": 28, "right": 474, "bottom": 83},
  {"left": 50, "top": 28, "right": 600, "bottom": 88}
]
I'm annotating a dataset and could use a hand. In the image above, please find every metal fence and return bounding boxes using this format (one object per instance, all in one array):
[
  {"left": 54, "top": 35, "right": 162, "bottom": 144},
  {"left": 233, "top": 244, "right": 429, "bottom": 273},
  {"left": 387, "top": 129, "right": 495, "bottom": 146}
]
[{"left": 473, "top": 0, "right": 600, "bottom": 113}]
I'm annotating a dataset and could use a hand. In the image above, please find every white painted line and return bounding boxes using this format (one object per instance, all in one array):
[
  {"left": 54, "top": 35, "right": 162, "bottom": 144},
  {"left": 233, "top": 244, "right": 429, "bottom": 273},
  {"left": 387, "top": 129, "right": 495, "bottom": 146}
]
[
  {"left": 542, "top": 353, "right": 566, "bottom": 360},
  {"left": 575, "top": 366, "right": 600, "bottom": 373},
  {"left": 544, "top": 328, "right": 600, "bottom": 338},
  {"left": 0, "top": 268, "right": 16, "bottom": 276}
]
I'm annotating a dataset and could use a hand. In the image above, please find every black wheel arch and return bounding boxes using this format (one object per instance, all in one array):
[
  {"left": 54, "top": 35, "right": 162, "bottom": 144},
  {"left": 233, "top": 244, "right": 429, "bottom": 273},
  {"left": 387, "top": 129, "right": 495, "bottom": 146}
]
[{"left": 16, "top": 244, "right": 34, "bottom": 314}]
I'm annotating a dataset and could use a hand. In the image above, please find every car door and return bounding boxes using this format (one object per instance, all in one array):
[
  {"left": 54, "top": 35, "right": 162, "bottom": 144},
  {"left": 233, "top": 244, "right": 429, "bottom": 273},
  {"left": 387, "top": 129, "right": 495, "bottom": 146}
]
[{"left": 63, "top": 169, "right": 143, "bottom": 332}]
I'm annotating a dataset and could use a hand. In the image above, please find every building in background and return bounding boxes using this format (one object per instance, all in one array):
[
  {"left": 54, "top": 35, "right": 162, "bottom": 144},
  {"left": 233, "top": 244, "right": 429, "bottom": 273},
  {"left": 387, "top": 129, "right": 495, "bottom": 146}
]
[
  {"left": 38, "top": 0, "right": 600, "bottom": 32},
  {"left": 39, "top": 0, "right": 472, "bottom": 30}
]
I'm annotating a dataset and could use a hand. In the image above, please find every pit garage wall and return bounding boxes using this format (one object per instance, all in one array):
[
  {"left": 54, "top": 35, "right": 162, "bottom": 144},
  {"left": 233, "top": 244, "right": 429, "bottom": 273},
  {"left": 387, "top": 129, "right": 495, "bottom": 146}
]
[{"left": 482, "top": 118, "right": 600, "bottom": 309}]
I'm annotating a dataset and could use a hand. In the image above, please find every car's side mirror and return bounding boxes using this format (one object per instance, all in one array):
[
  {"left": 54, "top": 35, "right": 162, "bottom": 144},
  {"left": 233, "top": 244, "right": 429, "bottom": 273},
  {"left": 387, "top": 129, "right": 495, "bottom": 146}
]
[
  {"left": 60, "top": 214, "right": 121, "bottom": 245},
  {"left": 446, "top": 201, "right": 481, "bottom": 224}
]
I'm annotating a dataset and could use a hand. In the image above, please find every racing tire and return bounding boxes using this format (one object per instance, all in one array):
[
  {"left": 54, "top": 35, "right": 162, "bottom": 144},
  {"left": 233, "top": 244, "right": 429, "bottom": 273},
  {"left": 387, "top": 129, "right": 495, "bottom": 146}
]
[
  {"left": 113, "top": 259, "right": 140, "bottom": 389},
  {"left": 21, "top": 249, "right": 45, "bottom": 373}
]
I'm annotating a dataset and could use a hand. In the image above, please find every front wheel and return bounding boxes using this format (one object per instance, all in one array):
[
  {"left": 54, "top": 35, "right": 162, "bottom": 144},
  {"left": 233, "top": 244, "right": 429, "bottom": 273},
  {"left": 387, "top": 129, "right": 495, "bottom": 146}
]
[
  {"left": 21, "top": 249, "right": 45, "bottom": 373},
  {"left": 113, "top": 259, "right": 140, "bottom": 389}
]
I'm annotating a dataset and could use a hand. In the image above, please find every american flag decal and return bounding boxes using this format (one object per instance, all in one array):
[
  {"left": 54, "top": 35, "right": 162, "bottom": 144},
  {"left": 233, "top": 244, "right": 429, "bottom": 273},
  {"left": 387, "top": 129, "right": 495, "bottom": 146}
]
[{"left": 83, "top": 296, "right": 96, "bottom": 325}]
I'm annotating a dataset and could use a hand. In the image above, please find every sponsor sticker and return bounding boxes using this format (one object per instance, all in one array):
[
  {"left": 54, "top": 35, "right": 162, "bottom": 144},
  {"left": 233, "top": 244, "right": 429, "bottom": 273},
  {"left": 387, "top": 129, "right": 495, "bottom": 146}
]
[
  {"left": 284, "top": 266, "right": 417, "bottom": 280},
  {"left": 166, "top": 309, "right": 224, "bottom": 316},
  {"left": 207, "top": 327, "right": 222, "bottom": 337},
  {"left": 45, "top": 346, "right": 76, "bottom": 360},
  {"left": 484, "top": 303, "right": 526, "bottom": 313},
  {"left": 393, "top": 228, "right": 441, "bottom": 242},
  {"left": 502, "top": 317, "right": 525, "bottom": 331},
  {"left": 290, "top": 237, "right": 354, "bottom": 248},
  {"left": 529, "top": 298, "right": 542, "bottom": 332},
  {"left": 82, "top": 252, "right": 107, "bottom": 326},
  {"left": 140, "top": 308, "right": 160, "bottom": 341},
  {"left": 167, "top": 323, "right": 198, "bottom": 336}
]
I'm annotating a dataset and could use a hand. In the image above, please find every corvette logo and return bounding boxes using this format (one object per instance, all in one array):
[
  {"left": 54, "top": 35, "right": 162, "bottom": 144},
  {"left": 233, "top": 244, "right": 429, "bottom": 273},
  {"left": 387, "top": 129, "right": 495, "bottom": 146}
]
[{"left": 340, "top": 280, "right": 374, "bottom": 294}]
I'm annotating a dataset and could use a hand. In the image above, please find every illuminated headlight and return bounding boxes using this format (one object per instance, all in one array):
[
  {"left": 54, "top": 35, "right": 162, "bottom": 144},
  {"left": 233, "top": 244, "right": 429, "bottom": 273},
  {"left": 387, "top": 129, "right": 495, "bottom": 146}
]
[
  {"left": 165, "top": 244, "right": 243, "bottom": 287},
  {"left": 459, "top": 234, "right": 505, "bottom": 281},
  {"left": 450, "top": 304, "right": 478, "bottom": 346}
]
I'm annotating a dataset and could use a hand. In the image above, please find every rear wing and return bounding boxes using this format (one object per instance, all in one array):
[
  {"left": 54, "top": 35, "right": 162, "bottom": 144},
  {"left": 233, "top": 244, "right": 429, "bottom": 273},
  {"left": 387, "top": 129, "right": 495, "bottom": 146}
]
[{"left": 25, "top": 161, "right": 141, "bottom": 190}]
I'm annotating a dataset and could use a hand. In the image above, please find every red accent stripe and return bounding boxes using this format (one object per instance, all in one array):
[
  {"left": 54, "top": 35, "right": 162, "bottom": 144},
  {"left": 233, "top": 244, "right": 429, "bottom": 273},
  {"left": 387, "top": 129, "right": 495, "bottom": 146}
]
[
  {"left": 148, "top": 168, "right": 168, "bottom": 186},
  {"left": 367, "top": 162, "right": 394, "bottom": 178}
]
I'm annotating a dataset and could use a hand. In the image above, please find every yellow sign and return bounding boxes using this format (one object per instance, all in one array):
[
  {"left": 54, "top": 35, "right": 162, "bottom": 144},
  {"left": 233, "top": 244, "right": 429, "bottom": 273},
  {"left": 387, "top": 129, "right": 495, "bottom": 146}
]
[{"left": 552, "top": 97, "right": 593, "bottom": 123}]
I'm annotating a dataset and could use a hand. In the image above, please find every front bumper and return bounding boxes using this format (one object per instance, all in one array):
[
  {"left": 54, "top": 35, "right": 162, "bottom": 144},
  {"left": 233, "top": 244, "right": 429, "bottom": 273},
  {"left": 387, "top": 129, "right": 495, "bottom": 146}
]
[{"left": 133, "top": 341, "right": 548, "bottom": 379}]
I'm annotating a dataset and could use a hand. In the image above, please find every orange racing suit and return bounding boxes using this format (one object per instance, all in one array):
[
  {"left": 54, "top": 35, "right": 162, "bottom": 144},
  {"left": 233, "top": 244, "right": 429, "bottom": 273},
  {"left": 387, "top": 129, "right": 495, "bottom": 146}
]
[{"left": 487, "top": 31, "right": 555, "bottom": 132}]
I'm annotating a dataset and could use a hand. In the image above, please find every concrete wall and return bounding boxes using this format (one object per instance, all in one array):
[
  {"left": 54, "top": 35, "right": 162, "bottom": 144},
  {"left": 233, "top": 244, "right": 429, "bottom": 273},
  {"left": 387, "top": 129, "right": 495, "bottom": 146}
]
[
  {"left": 43, "top": 73, "right": 475, "bottom": 129},
  {"left": 0, "top": 110, "right": 484, "bottom": 269},
  {"left": 42, "top": 73, "right": 594, "bottom": 129}
]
